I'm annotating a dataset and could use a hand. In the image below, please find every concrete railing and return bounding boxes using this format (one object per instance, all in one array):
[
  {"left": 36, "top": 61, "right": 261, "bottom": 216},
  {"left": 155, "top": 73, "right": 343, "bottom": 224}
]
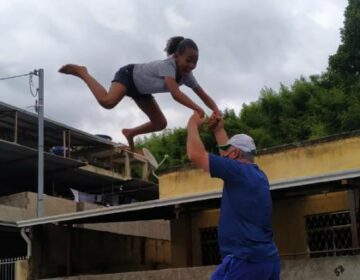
[{"left": 42, "top": 255, "right": 360, "bottom": 280}]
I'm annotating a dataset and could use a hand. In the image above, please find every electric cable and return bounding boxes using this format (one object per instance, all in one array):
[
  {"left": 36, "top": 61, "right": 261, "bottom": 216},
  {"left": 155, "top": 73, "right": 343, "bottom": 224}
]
[{"left": 0, "top": 72, "right": 32, "bottom": 81}]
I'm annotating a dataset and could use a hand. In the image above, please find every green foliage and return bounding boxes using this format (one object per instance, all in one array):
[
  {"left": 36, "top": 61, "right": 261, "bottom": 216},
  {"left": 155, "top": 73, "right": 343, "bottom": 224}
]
[
  {"left": 137, "top": 0, "right": 360, "bottom": 168},
  {"left": 328, "top": 0, "right": 360, "bottom": 86},
  {"left": 136, "top": 128, "right": 188, "bottom": 169},
  {"left": 340, "top": 81, "right": 360, "bottom": 130}
]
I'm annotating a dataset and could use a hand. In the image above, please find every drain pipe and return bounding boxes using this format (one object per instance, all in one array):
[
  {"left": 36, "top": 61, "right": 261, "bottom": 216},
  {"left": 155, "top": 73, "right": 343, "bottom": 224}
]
[{"left": 20, "top": 228, "right": 32, "bottom": 259}]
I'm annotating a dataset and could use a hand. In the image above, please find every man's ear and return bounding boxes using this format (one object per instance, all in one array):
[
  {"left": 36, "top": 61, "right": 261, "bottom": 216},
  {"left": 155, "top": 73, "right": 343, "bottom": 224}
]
[{"left": 235, "top": 149, "right": 242, "bottom": 159}]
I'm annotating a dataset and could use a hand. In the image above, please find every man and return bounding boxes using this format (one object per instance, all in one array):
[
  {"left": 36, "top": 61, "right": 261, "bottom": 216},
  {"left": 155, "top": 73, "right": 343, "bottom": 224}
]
[{"left": 187, "top": 112, "right": 280, "bottom": 280}]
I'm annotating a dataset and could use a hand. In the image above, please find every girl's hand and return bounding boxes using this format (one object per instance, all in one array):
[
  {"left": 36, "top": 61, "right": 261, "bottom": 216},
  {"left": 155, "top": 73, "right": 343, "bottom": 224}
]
[
  {"left": 196, "top": 107, "right": 205, "bottom": 118},
  {"left": 213, "top": 109, "right": 222, "bottom": 118},
  {"left": 208, "top": 111, "right": 224, "bottom": 131}
]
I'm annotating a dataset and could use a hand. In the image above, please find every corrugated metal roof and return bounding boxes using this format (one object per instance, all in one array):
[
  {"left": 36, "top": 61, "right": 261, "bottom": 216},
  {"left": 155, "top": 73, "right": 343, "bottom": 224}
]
[{"left": 0, "top": 101, "right": 117, "bottom": 147}]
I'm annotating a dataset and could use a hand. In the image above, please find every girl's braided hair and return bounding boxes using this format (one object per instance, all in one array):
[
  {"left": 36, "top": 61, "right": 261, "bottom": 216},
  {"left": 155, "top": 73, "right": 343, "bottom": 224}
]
[{"left": 164, "top": 36, "right": 198, "bottom": 56}]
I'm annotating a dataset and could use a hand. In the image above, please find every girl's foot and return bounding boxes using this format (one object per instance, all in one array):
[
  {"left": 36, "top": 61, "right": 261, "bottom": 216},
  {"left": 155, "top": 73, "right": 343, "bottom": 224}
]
[
  {"left": 58, "top": 64, "right": 87, "bottom": 77},
  {"left": 122, "top": 129, "right": 135, "bottom": 151}
]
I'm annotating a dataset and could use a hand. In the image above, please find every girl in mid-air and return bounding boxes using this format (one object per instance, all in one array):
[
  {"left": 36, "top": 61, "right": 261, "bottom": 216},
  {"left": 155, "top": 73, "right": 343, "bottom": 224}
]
[{"left": 59, "top": 36, "right": 219, "bottom": 150}]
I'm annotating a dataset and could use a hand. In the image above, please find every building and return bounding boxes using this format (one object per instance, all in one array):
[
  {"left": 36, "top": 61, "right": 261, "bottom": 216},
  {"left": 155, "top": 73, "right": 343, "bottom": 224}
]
[
  {"left": 0, "top": 101, "right": 171, "bottom": 279},
  {"left": 161, "top": 132, "right": 360, "bottom": 268}
]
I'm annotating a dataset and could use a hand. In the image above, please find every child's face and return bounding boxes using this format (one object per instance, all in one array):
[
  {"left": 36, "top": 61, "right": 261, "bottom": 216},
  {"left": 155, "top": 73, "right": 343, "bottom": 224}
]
[{"left": 175, "top": 48, "right": 198, "bottom": 75}]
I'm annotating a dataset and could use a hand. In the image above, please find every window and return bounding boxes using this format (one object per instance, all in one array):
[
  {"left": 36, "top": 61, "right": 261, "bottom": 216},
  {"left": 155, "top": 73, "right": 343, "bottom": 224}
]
[
  {"left": 305, "top": 211, "right": 355, "bottom": 258},
  {"left": 199, "top": 227, "right": 221, "bottom": 265}
]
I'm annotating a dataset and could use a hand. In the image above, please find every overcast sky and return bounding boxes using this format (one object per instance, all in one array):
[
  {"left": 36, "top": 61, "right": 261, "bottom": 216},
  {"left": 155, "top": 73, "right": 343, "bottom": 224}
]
[{"left": 0, "top": 0, "right": 348, "bottom": 144}]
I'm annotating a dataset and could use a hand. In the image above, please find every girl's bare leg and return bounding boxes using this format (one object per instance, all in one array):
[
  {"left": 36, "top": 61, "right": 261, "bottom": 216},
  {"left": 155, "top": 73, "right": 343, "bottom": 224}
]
[
  {"left": 59, "top": 64, "right": 126, "bottom": 109},
  {"left": 122, "top": 97, "right": 167, "bottom": 150}
]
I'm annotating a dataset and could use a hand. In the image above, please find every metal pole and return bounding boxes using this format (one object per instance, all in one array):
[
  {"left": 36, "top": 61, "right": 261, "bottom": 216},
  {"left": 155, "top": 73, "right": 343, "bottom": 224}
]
[
  {"left": 63, "top": 130, "right": 66, "bottom": 158},
  {"left": 348, "top": 188, "right": 359, "bottom": 248},
  {"left": 14, "top": 111, "right": 18, "bottom": 143},
  {"left": 37, "top": 69, "right": 44, "bottom": 217}
]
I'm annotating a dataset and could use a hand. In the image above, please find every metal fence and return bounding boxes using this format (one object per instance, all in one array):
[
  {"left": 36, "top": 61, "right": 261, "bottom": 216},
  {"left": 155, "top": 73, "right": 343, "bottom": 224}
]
[
  {"left": 200, "top": 227, "right": 221, "bottom": 265},
  {"left": 305, "top": 211, "right": 357, "bottom": 258},
  {"left": 0, "top": 257, "right": 26, "bottom": 280}
]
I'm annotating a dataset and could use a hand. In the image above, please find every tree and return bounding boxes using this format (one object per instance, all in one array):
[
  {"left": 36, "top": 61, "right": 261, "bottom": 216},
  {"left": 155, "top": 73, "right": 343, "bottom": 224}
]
[{"left": 328, "top": 0, "right": 360, "bottom": 85}]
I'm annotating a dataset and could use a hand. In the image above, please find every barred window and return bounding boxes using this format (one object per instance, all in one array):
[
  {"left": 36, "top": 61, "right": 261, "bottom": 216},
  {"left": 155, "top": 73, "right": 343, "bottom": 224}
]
[
  {"left": 305, "top": 211, "right": 355, "bottom": 258},
  {"left": 199, "top": 227, "right": 221, "bottom": 265}
]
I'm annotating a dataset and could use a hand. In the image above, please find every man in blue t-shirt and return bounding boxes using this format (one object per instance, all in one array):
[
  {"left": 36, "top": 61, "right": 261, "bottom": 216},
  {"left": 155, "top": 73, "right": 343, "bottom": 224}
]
[{"left": 187, "top": 112, "right": 280, "bottom": 280}]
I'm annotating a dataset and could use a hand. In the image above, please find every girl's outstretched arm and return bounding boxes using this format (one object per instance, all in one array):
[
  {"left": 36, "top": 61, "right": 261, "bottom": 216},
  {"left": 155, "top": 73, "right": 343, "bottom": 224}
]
[
  {"left": 192, "top": 86, "right": 220, "bottom": 113},
  {"left": 165, "top": 77, "right": 205, "bottom": 117}
]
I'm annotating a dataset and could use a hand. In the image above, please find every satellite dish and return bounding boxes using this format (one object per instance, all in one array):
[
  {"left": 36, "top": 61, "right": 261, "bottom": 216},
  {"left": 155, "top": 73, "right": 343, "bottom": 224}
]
[
  {"left": 142, "top": 148, "right": 169, "bottom": 179},
  {"left": 142, "top": 148, "right": 159, "bottom": 169}
]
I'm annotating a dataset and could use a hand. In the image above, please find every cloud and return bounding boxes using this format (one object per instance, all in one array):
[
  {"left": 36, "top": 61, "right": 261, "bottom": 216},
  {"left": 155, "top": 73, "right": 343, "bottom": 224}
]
[
  {"left": 165, "top": 6, "right": 192, "bottom": 30},
  {"left": 0, "top": 0, "right": 348, "bottom": 144}
]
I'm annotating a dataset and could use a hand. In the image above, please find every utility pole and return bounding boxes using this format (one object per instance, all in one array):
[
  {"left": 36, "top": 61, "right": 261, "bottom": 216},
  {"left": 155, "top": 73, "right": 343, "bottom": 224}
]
[{"left": 36, "top": 69, "right": 44, "bottom": 217}]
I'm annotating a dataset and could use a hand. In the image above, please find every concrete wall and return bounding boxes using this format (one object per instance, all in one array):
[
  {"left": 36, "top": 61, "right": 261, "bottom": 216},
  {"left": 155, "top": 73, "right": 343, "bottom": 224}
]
[
  {"left": 171, "top": 191, "right": 351, "bottom": 267},
  {"left": 79, "top": 220, "right": 170, "bottom": 240},
  {"left": 41, "top": 255, "right": 360, "bottom": 280},
  {"left": 0, "top": 192, "right": 76, "bottom": 221},
  {"left": 159, "top": 134, "right": 360, "bottom": 198},
  {"left": 15, "top": 260, "right": 28, "bottom": 280},
  {"left": 0, "top": 192, "right": 171, "bottom": 278},
  {"left": 259, "top": 136, "right": 360, "bottom": 183},
  {"left": 0, "top": 192, "right": 29, "bottom": 208},
  {"left": 30, "top": 224, "right": 171, "bottom": 279},
  {"left": 0, "top": 203, "right": 30, "bottom": 221},
  {"left": 0, "top": 192, "right": 170, "bottom": 240},
  {"left": 42, "top": 266, "right": 216, "bottom": 280},
  {"left": 76, "top": 202, "right": 170, "bottom": 240},
  {"left": 273, "top": 191, "right": 350, "bottom": 256},
  {"left": 159, "top": 168, "right": 222, "bottom": 198}
]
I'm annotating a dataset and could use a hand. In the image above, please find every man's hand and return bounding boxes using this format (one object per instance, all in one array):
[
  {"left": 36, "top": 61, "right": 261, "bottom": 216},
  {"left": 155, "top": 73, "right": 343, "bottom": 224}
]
[
  {"left": 189, "top": 111, "right": 206, "bottom": 128},
  {"left": 187, "top": 111, "right": 209, "bottom": 172}
]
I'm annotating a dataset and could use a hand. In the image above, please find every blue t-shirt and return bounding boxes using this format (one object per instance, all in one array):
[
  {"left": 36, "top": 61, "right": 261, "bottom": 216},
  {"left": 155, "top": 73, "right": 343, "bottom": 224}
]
[{"left": 209, "top": 153, "right": 279, "bottom": 262}]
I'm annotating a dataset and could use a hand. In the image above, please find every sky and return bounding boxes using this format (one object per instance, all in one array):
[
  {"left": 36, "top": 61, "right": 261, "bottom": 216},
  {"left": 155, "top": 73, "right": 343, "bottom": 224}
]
[{"left": 0, "top": 0, "right": 348, "bottom": 144}]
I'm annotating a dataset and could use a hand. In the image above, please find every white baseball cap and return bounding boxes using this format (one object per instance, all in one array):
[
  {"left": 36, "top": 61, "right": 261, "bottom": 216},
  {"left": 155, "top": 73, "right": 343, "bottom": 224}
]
[{"left": 217, "top": 134, "right": 256, "bottom": 155}]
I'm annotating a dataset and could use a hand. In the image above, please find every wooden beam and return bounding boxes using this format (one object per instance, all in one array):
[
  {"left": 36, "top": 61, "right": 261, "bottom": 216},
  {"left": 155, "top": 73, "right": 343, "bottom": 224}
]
[{"left": 124, "top": 152, "right": 131, "bottom": 178}]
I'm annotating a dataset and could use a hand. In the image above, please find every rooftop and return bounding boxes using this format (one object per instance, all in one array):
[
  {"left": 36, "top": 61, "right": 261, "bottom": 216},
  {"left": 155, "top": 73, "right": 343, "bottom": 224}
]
[{"left": 0, "top": 101, "right": 158, "bottom": 203}]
